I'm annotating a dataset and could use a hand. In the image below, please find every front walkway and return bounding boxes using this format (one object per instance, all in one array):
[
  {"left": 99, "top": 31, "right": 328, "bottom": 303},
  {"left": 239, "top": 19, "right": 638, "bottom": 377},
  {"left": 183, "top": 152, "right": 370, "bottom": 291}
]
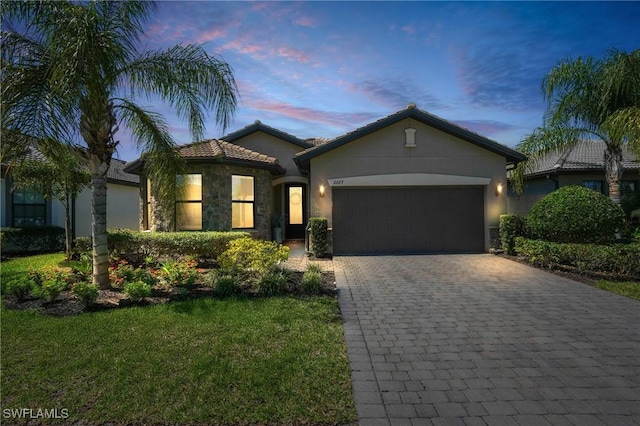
[{"left": 335, "top": 255, "right": 640, "bottom": 426}]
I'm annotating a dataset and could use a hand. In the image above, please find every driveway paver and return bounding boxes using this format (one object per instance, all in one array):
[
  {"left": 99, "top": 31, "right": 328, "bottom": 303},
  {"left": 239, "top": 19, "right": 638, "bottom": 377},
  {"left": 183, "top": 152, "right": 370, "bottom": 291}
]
[{"left": 335, "top": 255, "right": 640, "bottom": 426}]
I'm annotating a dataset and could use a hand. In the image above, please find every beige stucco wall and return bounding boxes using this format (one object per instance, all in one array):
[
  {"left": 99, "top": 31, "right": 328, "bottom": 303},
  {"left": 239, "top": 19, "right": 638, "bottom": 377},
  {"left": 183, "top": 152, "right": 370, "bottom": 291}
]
[
  {"left": 72, "top": 183, "right": 140, "bottom": 236},
  {"left": 309, "top": 119, "right": 508, "bottom": 252},
  {"left": 229, "top": 131, "right": 306, "bottom": 177}
]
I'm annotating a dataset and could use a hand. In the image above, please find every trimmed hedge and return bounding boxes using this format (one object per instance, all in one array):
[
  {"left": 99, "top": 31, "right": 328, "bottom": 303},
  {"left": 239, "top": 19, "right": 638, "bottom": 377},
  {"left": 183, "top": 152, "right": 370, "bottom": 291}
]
[
  {"left": 499, "top": 214, "right": 527, "bottom": 255},
  {"left": 0, "top": 226, "right": 65, "bottom": 254},
  {"left": 527, "top": 186, "right": 625, "bottom": 243},
  {"left": 515, "top": 237, "right": 640, "bottom": 279},
  {"left": 309, "top": 217, "right": 328, "bottom": 258},
  {"left": 74, "top": 230, "right": 250, "bottom": 261}
]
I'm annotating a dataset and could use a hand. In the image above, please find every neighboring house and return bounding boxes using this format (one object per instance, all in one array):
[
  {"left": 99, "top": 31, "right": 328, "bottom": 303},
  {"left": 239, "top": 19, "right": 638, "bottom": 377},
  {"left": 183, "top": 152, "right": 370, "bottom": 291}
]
[
  {"left": 507, "top": 140, "right": 640, "bottom": 215},
  {"left": 1, "top": 152, "right": 140, "bottom": 237},
  {"left": 126, "top": 104, "right": 526, "bottom": 254}
]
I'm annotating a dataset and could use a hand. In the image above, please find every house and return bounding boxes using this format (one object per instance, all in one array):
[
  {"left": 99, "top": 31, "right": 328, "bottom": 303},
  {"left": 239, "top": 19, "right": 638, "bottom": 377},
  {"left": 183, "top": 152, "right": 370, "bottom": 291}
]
[
  {"left": 125, "top": 104, "right": 526, "bottom": 254},
  {"left": 507, "top": 140, "right": 640, "bottom": 215},
  {"left": 1, "top": 153, "right": 140, "bottom": 237}
]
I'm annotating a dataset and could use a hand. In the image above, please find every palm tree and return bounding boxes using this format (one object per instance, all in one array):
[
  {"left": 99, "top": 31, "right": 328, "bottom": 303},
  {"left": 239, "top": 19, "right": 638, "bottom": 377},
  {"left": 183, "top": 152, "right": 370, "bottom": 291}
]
[
  {"left": 513, "top": 49, "right": 640, "bottom": 204},
  {"left": 2, "top": 1, "right": 238, "bottom": 288}
]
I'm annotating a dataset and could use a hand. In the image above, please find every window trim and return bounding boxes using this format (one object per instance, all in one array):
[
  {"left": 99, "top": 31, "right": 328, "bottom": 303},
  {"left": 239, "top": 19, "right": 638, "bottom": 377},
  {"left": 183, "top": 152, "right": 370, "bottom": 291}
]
[{"left": 231, "top": 175, "right": 255, "bottom": 229}]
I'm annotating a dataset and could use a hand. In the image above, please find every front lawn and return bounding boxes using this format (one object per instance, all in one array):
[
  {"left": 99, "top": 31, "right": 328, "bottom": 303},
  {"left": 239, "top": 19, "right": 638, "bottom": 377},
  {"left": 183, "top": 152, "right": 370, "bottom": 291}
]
[
  {"left": 594, "top": 280, "right": 640, "bottom": 301},
  {"left": 1, "top": 255, "right": 356, "bottom": 425}
]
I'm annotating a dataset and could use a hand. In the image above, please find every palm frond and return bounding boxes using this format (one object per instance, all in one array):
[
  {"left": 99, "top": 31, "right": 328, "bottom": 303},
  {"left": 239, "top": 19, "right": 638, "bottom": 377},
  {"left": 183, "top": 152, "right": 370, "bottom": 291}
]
[
  {"left": 115, "top": 99, "right": 185, "bottom": 227},
  {"left": 121, "top": 44, "right": 238, "bottom": 137},
  {"left": 511, "top": 126, "right": 580, "bottom": 195}
]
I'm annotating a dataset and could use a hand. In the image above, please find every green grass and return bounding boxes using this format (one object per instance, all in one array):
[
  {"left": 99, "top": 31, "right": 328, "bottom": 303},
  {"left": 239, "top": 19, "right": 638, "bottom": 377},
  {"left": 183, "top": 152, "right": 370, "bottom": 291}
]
[
  {"left": 594, "top": 280, "right": 640, "bottom": 301},
  {"left": 1, "top": 254, "right": 356, "bottom": 425},
  {"left": 1, "top": 253, "right": 67, "bottom": 286}
]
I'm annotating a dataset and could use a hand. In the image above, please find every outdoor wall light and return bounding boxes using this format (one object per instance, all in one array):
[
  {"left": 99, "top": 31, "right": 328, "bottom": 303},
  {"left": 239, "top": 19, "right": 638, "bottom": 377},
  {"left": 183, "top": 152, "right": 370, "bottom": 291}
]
[
  {"left": 495, "top": 182, "right": 504, "bottom": 196},
  {"left": 319, "top": 184, "right": 326, "bottom": 197}
]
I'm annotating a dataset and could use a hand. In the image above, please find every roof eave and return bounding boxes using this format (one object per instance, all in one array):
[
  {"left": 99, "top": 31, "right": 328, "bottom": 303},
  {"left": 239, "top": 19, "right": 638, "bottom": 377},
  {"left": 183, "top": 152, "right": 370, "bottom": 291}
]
[
  {"left": 222, "top": 122, "right": 313, "bottom": 149},
  {"left": 297, "top": 108, "right": 526, "bottom": 163}
]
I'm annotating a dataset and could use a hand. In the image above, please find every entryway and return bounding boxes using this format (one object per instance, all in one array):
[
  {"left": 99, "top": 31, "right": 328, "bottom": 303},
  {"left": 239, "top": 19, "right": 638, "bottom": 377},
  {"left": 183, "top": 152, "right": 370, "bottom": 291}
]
[{"left": 285, "top": 183, "right": 306, "bottom": 240}]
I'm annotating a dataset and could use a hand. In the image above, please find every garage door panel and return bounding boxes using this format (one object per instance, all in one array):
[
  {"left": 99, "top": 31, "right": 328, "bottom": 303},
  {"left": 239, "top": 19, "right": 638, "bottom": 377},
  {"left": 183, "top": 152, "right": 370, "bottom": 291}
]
[{"left": 333, "top": 187, "right": 484, "bottom": 254}]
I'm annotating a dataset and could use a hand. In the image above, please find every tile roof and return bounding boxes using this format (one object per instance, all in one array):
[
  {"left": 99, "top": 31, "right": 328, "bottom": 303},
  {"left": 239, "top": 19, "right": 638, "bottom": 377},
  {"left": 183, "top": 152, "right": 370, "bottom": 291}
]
[
  {"left": 108, "top": 159, "right": 140, "bottom": 184},
  {"left": 526, "top": 140, "right": 640, "bottom": 176},
  {"left": 176, "top": 139, "right": 280, "bottom": 166},
  {"left": 4, "top": 145, "right": 139, "bottom": 185},
  {"left": 305, "top": 137, "right": 331, "bottom": 146}
]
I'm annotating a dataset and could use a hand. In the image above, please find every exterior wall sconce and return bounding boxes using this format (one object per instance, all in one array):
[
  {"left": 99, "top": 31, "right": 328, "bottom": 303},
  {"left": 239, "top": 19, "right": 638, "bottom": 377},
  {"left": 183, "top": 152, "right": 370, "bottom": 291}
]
[
  {"left": 404, "top": 128, "right": 416, "bottom": 148},
  {"left": 495, "top": 182, "right": 503, "bottom": 196},
  {"left": 319, "top": 184, "right": 326, "bottom": 197}
]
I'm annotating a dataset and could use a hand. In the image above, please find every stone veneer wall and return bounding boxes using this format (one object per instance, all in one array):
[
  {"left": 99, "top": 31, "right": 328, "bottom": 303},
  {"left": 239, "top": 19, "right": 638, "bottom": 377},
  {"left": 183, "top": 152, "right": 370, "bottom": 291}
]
[
  {"left": 141, "top": 164, "right": 273, "bottom": 239},
  {"left": 199, "top": 164, "right": 272, "bottom": 239}
]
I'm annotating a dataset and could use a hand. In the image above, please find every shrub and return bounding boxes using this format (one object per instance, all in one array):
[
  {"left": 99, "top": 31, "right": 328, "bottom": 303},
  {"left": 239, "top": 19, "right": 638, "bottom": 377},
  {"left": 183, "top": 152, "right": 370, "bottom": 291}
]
[
  {"left": 124, "top": 281, "right": 152, "bottom": 301},
  {"left": 526, "top": 186, "right": 625, "bottom": 243},
  {"left": 302, "top": 270, "right": 323, "bottom": 295},
  {"left": 306, "top": 263, "right": 323, "bottom": 274},
  {"left": 499, "top": 214, "right": 526, "bottom": 255},
  {"left": 69, "top": 253, "right": 93, "bottom": 280},
  {"left": 213, "top": 274, "right": 241, "bottom": 297},
  {"left": 0, "top": 226, "right": 65, "bottom": 253},
  {"left": 31, "top": 270, "right": 68, "bottom": 302},
  {"left": 515, "top": 237, "right": 640, "bottom": 278},
  {"left": 72, "top": 281, "right": 99, "bottom": 307},
  {"left": 134, "top": 268, "right": 158, "bottom": 287},
  {"left": 109, "top": 260, "right": 137, "bottom": 288},
  {"left": 309, "top": 217, "right": 328, "bottom": 258},
  {"left": 159, "top": 259, "right": 198, "bottom": 288},
  {"left": 5, "top": 277, "right": 34, "bottom": 301},
  {"left": 621, "top": 191, "right": 640, "bottom": 220},
  {"left": 218, "top": 238, "right": 290, "bottom": 284},
  {"left": 258, "top": 269, "right": 289, "bottom": 296},
  {"left": 73, "top": 230, "right": 250, "bottom": 262}
]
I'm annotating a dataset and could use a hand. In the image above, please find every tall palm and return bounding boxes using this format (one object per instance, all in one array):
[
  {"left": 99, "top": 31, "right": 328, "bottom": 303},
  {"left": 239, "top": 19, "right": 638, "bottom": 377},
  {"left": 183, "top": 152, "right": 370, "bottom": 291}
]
[
  {"left": 2, "top": 1, "right": 238, "bottom": 288},
  {"left": 513, "top": 49, "right": 640, "bottom": 203}
]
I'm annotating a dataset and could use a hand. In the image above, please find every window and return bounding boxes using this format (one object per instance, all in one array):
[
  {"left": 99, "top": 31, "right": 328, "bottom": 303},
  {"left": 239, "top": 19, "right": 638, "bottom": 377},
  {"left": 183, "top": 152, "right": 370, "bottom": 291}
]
[
  {"left": 176, "top": 174, "right": 202, "bottom": 231},
  {"left": 12, "top": 188, "right": 46, "bottom": 227},
  {"left": 583, "top": 180, "right": 603, "bottom": 193},
  {"left": 621, "top": 180, "right": 637, "bottom": 196},
  {"left": 232, "top": 175, "right": 254, "bottom": 229}
]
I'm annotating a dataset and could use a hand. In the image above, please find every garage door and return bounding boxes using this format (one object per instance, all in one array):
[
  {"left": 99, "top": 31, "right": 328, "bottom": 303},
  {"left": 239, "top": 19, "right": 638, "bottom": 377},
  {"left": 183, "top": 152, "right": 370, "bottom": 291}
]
[{"left": 332, "top": 187, "right": 484, "bottom": 254}]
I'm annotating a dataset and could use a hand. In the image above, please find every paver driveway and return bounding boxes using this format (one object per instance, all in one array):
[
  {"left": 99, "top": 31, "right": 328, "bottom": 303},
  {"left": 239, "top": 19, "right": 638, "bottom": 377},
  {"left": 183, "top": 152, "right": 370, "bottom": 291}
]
[{"left": 335, "top": 255, "right": 640, "bottom": 426}]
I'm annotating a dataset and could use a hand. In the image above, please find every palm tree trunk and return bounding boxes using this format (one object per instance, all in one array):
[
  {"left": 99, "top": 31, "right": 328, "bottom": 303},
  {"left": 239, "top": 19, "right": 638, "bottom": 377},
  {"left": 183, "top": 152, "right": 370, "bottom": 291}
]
[
  {"left": 88, "top": 157, "right": 111, "bottom": 289},
  {"left": 604, "top": 145, "right": 624, "bottom": 204}
]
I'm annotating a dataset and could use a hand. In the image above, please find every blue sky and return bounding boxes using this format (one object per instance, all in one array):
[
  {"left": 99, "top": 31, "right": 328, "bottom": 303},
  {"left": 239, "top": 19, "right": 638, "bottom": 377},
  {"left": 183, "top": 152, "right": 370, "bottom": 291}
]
[{"left": 115, "top": 1, "right": 639, "bottom": 161}]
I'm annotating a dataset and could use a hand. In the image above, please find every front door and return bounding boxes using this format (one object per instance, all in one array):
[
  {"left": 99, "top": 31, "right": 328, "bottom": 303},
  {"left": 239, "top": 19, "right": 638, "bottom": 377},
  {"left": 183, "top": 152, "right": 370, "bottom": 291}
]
[{"left": 285, "top": 184, "right": 306, "bottom": 240}]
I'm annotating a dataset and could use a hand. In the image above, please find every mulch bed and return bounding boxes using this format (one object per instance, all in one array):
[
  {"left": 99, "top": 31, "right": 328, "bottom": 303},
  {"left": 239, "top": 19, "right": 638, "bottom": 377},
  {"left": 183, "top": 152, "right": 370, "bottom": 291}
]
[
  {"left": 3, "top": 271, "right": 337, "bottom": 317},
  {"left": 497, "top": 253, "right": 637, "bottom": 284}
]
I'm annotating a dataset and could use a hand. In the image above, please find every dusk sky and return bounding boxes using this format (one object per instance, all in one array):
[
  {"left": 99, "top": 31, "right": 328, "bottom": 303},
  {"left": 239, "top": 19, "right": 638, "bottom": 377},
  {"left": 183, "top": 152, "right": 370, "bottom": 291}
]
[{"left": 114, "top": 1, "right": 639, "bottom": 161}]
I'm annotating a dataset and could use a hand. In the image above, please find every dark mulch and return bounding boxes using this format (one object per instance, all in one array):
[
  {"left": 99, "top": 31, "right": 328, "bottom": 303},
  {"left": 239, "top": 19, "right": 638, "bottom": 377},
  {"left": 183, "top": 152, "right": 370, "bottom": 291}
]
[{"left": 3, "top": 271, "right": 337, "bottom": 317}]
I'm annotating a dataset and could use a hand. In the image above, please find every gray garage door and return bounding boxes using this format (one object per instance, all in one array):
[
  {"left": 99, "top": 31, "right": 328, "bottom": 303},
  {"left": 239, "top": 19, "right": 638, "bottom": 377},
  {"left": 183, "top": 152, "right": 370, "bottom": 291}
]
[{"left": 332, "top": 187, "right": 484, "bottom": 254}]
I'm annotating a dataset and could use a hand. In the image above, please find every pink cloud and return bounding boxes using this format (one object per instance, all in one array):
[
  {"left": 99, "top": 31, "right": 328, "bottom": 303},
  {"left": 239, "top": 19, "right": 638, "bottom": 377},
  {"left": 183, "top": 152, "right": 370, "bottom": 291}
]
[
  {"left": 276, "top": 46, "right": 309, "bottom": 63},
  {"left": 194, "top": 28, "right": 226, "bottom": 44},
  {"left": 401, "top": 23, "right": 416, "bottom": 35},
  {"left": 294, "top": 16, "right": 317, "bottom": 28},
  {"left": 245, "top": 98, "right": 377, "bottom": 129}
]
